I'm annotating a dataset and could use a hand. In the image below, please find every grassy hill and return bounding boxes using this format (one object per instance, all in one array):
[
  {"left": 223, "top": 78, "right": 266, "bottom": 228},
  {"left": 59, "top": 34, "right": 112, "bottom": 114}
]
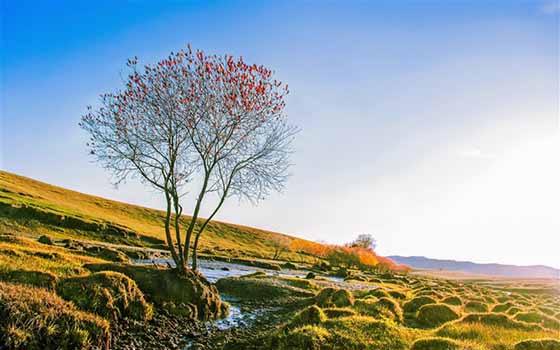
[{"left": 0, "top": 170, "right": 312, "bottom": 262}]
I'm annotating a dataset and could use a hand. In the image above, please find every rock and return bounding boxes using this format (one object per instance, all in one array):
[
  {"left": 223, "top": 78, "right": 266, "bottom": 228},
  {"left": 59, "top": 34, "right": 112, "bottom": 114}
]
[
  {"left": 37, "top": 235, "right": 54, "bottom": 245},
  {"left": 282, "top": 262, "right": 298, "bottom": 270}
]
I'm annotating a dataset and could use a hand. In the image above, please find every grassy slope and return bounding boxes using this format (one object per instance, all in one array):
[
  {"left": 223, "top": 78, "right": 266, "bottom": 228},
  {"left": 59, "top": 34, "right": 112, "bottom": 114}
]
[{"left": 0, "top": 170, "right": 312, "bottom": 262}]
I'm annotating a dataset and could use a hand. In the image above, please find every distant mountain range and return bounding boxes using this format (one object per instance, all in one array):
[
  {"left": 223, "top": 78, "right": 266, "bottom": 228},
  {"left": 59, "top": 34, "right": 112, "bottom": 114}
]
[{"left": 388, "top": 256, "right": 560, "bottom": 279}]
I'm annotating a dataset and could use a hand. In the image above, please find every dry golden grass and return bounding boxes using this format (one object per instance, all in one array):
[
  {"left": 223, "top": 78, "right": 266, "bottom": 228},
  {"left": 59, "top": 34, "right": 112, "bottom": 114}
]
[{"left": 0, "top": 170, "right": 316, "bottom": 262}]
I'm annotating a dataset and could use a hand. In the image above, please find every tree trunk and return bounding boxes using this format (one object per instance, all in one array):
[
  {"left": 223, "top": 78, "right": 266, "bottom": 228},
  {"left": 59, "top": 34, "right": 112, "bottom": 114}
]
[
  {"left": 171, "top": 192, "right": 184, "bottom": 267},
  {"left": 164, "top": 191, "right": 181, "bottom": 268},
  {"left": 191, "top": 191, "right": 228, "bottom": 270},
  {"left": 183, "top": 172, "right": 211, "bottom": 265}
]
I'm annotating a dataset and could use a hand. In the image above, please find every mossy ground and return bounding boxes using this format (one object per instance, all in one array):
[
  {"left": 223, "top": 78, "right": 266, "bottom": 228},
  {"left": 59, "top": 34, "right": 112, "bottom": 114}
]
[{"left": 240, "top": 272, "right": 560, "bottom": 350}]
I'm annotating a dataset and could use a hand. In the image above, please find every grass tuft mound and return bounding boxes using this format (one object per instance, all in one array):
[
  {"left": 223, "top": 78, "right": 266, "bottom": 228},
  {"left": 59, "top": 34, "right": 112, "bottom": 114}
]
[
  {"left": 403, "top": 296, "right": 437, "bottom": 314},
  {"left": 365, "top": 288, "right": 391, "bottom": 299},
  {"left": 514, "top": 312, "right": 560, "bottom": 330},
  {"left": 315, "top": 288, "right": 354, "bottom": 307},
  {"left": 315, "top": 287, "right": 337, "bottom": 307},
  {"left": 323, "top": 307, "right": 357, "bottom": 318},
  {"left": 331, "top": 289, "right": 354, "bottom": 307},
  {"left": 388, "top": 290, "right": 408, "bottom": 300},
  {"left": 441, "top": 296, "right": 462, "bottom": 306},
  {"left": 353, "top": 297, "right": 403, "bottom": 322},
  {"left": 0, "top": 281, "right": 110, "bottom": 350},
  {"left": 460, "top": 313, "right": 541, "bottom": 330},
  {"left": 271, "top": 315, "right": 410, "bottom": 350},
  {"left": 271, "top": 325, "right": 331, "bottom": 350},
  {"left": 416, "top": 304, "right": 461, "bottom": 328},
  {"left": 492, "top": 302, "right": 515, "bottom": 313},
  {"left": 287, "top": 305, "right": 327, "bottom": 328},
  {"left": 375, "top": 297, "right": 404, "bottom": 322},
  {"left": 57, "top": 271, "right": 153, "bottom": 321},
  {"left": 410, "top": 337, "right": 461, "bottom": 350},
  {"left": 0, "top": 268, "right": 58, "bottom": 289},
  {"left": 464, "top": 301, "right": 489, "bottom": 313},
  {"left": 323, "top": 316, "right": 410, "bottom": 350},
  {"left": 514, "top": 339, "right": 560, "bottom": 350}
]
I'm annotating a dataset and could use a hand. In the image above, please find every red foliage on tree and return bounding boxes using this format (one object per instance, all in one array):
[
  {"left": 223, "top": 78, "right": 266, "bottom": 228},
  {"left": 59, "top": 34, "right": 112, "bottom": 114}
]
[{"left": 81, "top": 44, "right": 296, "bottom": 272}]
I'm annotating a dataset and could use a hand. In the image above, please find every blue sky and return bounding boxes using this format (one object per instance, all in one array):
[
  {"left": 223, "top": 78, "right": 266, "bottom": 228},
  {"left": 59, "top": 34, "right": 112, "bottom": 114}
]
[{"left": 2, "top": 1, "right": 559, "bottom": 268}]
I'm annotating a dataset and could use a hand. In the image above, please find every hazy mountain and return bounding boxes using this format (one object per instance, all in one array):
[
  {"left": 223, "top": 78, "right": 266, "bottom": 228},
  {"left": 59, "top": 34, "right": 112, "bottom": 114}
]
[{"left": 388, "top": 256, "right": 560, "bottom": 279}]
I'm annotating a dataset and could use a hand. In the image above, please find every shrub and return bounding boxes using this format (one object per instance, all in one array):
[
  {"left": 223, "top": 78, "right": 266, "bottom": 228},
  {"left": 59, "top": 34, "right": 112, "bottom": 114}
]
[
  {"left": 514, "top": 339, "right": 560, "bottom": 350},
  {"left": 0, "top": 282, "right": 110, "bottom": 350},
  {"left": 441, "top": 296, "right": 462, "bottom": 306},
  {"left": 416, "top": 304, "right": 461, "bottom": 328},
  {"left": 411, "top": 337, "right": 461, "bottom": 350},
  {"left": 464, "top": 301, "right": 488, "bottom": 313},
  {"left": 305, "top": 272, "right": 316, "bottom": 279},
  {"left": 37, "top": 235, "right": 53, "bottom": 245},
  {"left": 287, "top": 305, "right": 327, "bottom": 328},
  {"left": 57, "top": 271, "right": 153, "bottom": 321},
  {"left": 403, "top": 296, "right": 437, "bottom": 314}
]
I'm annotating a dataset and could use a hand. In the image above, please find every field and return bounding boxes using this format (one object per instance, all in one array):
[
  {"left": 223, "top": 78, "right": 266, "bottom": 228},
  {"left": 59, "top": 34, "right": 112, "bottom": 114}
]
[
  {"left": 0, "top": 170, "right": 314, "bottom": 263},
  {"left": 0, "top": 170, "right": 558, "bottom": 350}
]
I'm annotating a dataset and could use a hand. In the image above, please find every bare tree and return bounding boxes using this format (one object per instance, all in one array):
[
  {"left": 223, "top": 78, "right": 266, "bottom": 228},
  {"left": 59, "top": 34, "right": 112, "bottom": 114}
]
[
  {"left": 270, "top": 235, "right": 291, "bottom": 260},
  {"left": 81, "top": 45, "right": 297, "bottom": 273},
  {"left": 349, "top": 234, "right": 377, "bottom": 250}
]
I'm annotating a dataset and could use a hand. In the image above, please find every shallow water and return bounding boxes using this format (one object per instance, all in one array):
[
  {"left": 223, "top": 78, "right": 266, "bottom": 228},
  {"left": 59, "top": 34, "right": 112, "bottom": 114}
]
[{"left": 135, "top": 258, "right": 321, "bottom": 283}]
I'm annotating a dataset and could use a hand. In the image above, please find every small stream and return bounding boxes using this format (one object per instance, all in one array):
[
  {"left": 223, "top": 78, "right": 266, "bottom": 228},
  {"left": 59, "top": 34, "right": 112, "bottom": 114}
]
[
  {"left": 133, "top": 258, "right": 356, "bottom": 349},
  {"left": 136, "top": 258, "right": 324, "bottom": 283}
]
